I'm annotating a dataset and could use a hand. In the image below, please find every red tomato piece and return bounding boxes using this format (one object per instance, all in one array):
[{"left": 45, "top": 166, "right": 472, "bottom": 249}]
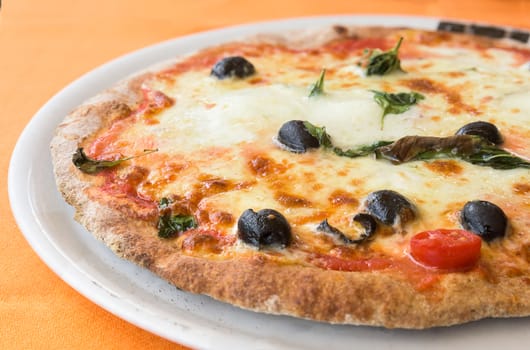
[{"left": 409, "top": 229, "right": 482, "bottom": 271}]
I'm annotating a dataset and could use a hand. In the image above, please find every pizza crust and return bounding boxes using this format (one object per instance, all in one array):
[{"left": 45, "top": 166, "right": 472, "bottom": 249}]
[{"left": 51, "top": 26, "right": 530, "bottom": 329}]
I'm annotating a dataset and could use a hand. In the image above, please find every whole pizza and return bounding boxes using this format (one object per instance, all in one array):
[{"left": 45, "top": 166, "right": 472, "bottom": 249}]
[{"left": 51, "top": 25, "right": 530, "bottom": 329}]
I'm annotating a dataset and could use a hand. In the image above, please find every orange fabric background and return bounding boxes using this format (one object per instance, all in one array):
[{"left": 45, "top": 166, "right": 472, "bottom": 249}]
[{"left": 1, "top": 0, "right": 529, "bottom": 349}]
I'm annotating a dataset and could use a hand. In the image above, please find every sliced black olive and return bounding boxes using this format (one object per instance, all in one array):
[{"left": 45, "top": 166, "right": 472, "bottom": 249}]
[
  {"left": 461, "top": 200, "right": 507, "bottom": 241},
  {"left": 316, "top": 214, "right": 376, "bottom": 244},
  {"left": 237, "top": 209, "right": 291, "bottom": 248},
  {"left": 316, "top": 219, "right": 352, "bottom": 243},
  {"left": 210, "top": 56, "right": 255, "bottom": 79},
  {"left": 455, "top": 121, "right": 503, "bottom": 145},
  {"left": 352, "top": 213, "right": 377, "bottom": 240},
  {"left": 363, "top": 190, "right": 416, "bottom": 226},
  {"left": 276, "top": 120, "right": 320, "bottom": 153}
]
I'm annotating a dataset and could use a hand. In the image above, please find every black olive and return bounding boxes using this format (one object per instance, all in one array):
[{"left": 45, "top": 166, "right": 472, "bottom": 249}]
[
  {"left": 316, "top": 219, "right": 348, "bottom": 241},
  {"left": 316, "top": 214, "right": 377, "bottom": 244},
  {"left": 363, "top": 190, "right": 416, "bottom": 226},
  {"left": 461, "top": 200, "right": 507, "bottom": 241},
  {"left": 352, "top": 213, "right": 377, "bottom": 240},
  {"left": 455, "top": 121, "right": 503, "bottom": 145},
  {"left": 210, "top": 56, "right": 255, "bottom": 79},
  {"left": 276, "top": 120, "right": 320, "bottom": 153},
  {"left": 237, "top": 209, "right": 291, "bottom": 248}
]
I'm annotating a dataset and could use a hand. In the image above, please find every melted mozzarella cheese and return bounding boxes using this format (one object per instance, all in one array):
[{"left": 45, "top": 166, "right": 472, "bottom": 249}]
[
  {"left": 120, "top": 39, "right": 530, "bottom": 259},
  {"left": 502, "top": 89, "right": 530, "bottom": 115}
]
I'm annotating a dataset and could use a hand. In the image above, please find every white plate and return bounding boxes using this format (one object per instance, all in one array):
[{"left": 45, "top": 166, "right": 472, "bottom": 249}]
[{"left": 9, "top": 15, "right": 530, "bottom": 350}]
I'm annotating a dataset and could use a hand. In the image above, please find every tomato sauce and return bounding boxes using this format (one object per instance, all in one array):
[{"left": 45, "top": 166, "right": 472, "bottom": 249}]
[
  {"left": 158, "top": 42, "right": 299, "bottom": 77},
  {"left": 94, "top": 170, "right": 158, "bottom": 218},
  {"left": 86, "top": 86, "right": 172, "bottom": 159},
  {"left": 320, "top": 37, "right": 390, "bottom": 59},
  {"left": 87, "top": 119, "right": 132, "bottom": 158},
  {"left": 311, "top": 253, "right": 393, "bottom": 272},
  {"left": 499, "top": 46, "right": 530, "bottom": 66}
]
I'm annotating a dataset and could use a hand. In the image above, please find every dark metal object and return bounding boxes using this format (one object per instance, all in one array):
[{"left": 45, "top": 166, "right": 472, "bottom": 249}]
[{"left": 437, "top": 20, "right": 529, "bottom": 44}]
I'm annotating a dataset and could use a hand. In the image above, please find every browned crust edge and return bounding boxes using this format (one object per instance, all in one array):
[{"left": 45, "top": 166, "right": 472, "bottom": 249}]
[{"left": 50, "top": 26, "right": 530, "bottom": 329}]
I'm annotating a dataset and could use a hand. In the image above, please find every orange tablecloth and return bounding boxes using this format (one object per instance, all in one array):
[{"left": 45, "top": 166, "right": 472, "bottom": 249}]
[{"left": 1, "top": 1, "right": 529, "bottom": 349}]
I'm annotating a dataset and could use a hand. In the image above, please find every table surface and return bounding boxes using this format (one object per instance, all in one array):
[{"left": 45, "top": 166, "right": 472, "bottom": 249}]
[{"left": 1, "top": 0, "right": 529, "bottom": 349}]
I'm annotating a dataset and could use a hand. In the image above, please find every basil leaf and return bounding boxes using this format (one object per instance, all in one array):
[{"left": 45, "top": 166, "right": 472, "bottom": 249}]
[
  {"left": 157, "top": 197, "right": 197, "bottom": 239},
  {"left": 308, "top": 69, "right": 326, "bottom": 97},
  {"left": 157, "top": 213, "right": 197, "bottom": 239},
  {"left": 333, "top": 141, "right": 393, "bottom": 158},
  {"left": 289, "top": 120, "right": 530, "bottom": 170},
  {"left": 366, "top": 37, "right": 404, "bottom": 76},
  {"left": 158, "top": 197, "right": 171, "bottom": 209},
  {"left": 376, "top": 135, "right": 530, "bottom": 170},
  {"left": 303, "top": 120, "right": 529, "bottom": 170},
  {"left": 302, "top": 120, "right": 333, "bottom": 148},
  {"left": 371, "top": 90, "right": 425, "bottom": 128},
  {"left": 375, "top": 135, "right": 477, "bottom": 163},
  {"left": 72, "top": 148, "right": 158, "bottom": 174},
  {"left": 464, "top": 144, "right": 530, "bottom": 169}
]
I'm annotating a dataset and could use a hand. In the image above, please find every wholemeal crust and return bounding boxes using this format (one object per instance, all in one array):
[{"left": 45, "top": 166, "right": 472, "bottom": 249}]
[{"left": 51, "top": 26, "right": 530, "bottom": 329}]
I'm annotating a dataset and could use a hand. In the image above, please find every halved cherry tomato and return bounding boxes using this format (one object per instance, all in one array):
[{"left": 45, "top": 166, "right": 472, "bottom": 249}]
[{"left": 409, "top": 229, "right": 481, "bottom": 271}]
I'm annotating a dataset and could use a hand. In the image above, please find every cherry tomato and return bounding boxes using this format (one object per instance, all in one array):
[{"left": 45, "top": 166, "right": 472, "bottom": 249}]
[{"left": 409, "top": 229, "right": 481, "bottom": 270}]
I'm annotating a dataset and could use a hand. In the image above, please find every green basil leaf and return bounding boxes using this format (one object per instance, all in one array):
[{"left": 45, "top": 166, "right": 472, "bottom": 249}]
[
  {"left": 302, "top": 120, "right": 333, "bottom": 148},
  {"left": 296, "top": 120, "right": 530, "bottom": 170},
  {"left": 157, "top": 213, "right": 197, "bottom": 239},
  {"left": 464, "top": 144, "right": 530, "bottom": 169},
  {"left": 72, "top": 148, "right": 157, "bottom": 174},
  {"left": 366, "top": 37, "right": 404, "bottom": 76},
  {"left": 376, "top": 135, "right": 530, "bottom": 170},
  {"left": 333, "top": 141, "right": 393, "bottom": 158},
  {"left": 308, "top": 69, "right": 326, "bottom": 97},
  {"left": 158, "top": 197, "right": 171, "bottom": 209},
  {"left": 371, "top": 90, "right": 425, "bottom": 128},
  {"left": 157, "top": 197, "right": 198, "bottom": 239}
]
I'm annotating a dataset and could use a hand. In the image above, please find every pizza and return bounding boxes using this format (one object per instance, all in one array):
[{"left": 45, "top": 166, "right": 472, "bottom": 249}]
[{"left": 50, "top": 25, "right": 530, "bottom": 329}]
